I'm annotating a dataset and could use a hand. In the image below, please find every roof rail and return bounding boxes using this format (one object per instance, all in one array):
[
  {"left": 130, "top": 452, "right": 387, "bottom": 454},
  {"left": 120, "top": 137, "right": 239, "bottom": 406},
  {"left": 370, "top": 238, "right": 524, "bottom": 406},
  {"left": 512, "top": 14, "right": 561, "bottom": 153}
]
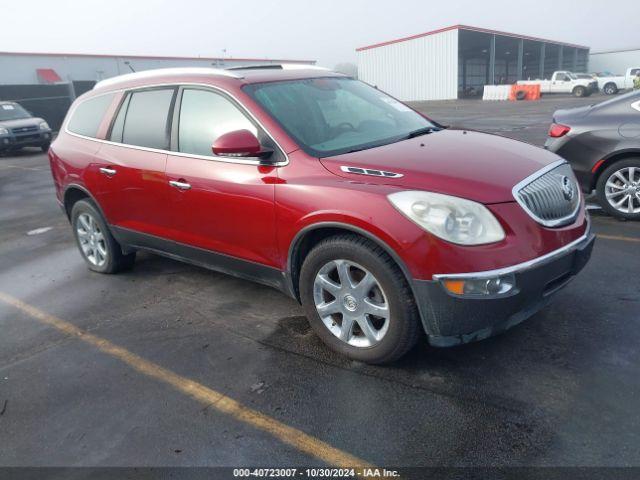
[
  {"left": 226, "top": 63, "right": 330, "bottom": 72},
  {"left": 93, "top": 67, "right": 243, "bottom": 90}
]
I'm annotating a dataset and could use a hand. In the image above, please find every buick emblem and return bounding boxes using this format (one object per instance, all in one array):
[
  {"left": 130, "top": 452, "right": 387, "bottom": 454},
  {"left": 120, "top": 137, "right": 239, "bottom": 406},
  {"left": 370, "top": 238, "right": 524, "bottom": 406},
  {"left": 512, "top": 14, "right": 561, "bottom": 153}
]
[{"left": 561, "top": 175, "right": 574, "bottom": 201}]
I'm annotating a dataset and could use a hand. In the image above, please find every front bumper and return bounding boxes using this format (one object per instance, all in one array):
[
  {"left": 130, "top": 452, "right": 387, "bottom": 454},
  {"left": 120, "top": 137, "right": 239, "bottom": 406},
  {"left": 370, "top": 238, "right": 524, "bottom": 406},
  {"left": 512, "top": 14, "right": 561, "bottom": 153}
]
[
  {"left": 413, "top": 224, "right": 595, "bottom": 347},
  {"left": 0, "top": 131, "right": 51, "bottom": 150}
]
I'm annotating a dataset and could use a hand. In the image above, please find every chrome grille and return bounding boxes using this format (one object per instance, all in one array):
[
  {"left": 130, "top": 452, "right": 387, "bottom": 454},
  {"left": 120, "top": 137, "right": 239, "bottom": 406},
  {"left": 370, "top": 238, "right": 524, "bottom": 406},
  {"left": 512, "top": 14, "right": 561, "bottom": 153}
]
[
  {"left": 12, "top": 126, "right": 38, "bottom": 134},
  {"left": 514, "top": 162, "right": 580, "bottom": 227}
]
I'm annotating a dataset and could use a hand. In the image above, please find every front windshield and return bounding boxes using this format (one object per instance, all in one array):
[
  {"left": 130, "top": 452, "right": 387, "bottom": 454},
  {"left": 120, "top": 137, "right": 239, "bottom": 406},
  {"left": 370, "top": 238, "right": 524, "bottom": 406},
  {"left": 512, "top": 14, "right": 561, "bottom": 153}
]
[
  {"left": 0, "top": 103, "right": 32, "bottom": 121},
  {"left": 243, "top": 77, "right": 437, "bottom": 157}
]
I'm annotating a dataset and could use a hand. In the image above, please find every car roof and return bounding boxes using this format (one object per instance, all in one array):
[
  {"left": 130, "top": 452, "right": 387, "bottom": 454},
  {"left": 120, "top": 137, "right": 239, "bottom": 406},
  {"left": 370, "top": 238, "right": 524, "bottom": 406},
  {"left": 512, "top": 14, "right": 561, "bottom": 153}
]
[{"left": 92, "top": 65, "right": 346, "bottom": 93}]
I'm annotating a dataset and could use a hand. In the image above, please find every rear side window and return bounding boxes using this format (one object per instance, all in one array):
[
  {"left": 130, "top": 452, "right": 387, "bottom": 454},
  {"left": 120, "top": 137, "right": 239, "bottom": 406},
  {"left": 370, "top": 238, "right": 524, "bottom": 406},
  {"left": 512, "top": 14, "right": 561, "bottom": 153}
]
[
  {"left": 109, "top": 94, "right": 130, "bottom": 143},
  {"left": 177, "top": 88, "right": 257, "bottom": 157},
  {"left": 116, "top": 88, "right": 175, "bottom": 149},
  {"left": 67, "top": 94, "right": 115, "bottom": 138}
]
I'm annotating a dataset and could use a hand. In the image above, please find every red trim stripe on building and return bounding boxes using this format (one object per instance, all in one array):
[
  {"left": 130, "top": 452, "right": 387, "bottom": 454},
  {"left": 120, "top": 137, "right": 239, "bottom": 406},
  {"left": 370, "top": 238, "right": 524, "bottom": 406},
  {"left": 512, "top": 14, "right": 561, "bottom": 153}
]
[{"left": 356, "top": 24, "right": 589, "bottom": 52}]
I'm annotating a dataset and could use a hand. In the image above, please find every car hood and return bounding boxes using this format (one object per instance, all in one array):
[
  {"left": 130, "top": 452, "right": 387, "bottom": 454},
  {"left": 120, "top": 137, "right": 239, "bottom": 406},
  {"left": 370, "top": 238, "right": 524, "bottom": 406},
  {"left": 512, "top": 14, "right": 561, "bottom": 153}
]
[
  {"left": 0, "top": 117, "right": 44, "bottom": 129},
  {"left": 319, "top": 129, "right": 563, "bottom": 204}
]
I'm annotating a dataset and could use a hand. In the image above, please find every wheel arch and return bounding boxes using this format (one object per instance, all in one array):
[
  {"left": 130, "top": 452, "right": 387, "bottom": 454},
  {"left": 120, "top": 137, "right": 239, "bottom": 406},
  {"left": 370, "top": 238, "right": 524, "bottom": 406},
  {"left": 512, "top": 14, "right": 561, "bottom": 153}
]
[
  {"left": 591, "top": 149, "right": 640, "bottom": 191},
  {"left": 62, "top": 184, "right": 106, "bottom": 221},
  {"left": 286, "top": 222, "right": 416, "bottom": 303}
]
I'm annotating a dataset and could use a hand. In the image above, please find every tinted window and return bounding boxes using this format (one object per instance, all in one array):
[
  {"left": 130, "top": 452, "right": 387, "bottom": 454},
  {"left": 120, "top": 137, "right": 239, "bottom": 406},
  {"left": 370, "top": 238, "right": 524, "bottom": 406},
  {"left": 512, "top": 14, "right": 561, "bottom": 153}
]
[
  {"left": 178, "top": 89, "right": 257, "bottom": 157},
  {"left": 67, "top": 94, "right": 115, "bottom": 138},
  {"left": 121, "top": 89, "right": 174, "bottom": 149},
  {"left": 109, "top": 94, "right": 130, "bottom": 143}
]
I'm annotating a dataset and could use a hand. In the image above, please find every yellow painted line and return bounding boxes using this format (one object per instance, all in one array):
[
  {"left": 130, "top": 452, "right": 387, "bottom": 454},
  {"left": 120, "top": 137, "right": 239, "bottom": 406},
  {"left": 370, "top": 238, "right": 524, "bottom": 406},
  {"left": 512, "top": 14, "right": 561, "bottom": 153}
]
[
  {"left": 0, "top": 291, "right": 372, "bottom": 468},
  {"left": 596, "top": 234, "right": 640, "bottom": 244}
]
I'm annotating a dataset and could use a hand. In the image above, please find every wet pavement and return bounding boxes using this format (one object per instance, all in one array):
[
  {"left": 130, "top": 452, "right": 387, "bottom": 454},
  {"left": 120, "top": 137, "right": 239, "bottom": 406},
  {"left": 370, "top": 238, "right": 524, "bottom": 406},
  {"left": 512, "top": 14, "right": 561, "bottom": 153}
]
[{"left": 1, "top": 95, "right": 639, "bottom": 469}]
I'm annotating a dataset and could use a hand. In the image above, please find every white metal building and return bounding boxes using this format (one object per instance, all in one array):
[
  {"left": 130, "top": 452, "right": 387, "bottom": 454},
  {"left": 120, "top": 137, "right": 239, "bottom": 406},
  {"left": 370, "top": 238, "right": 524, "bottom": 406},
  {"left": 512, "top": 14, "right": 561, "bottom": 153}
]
[
  {"left": 357, "top": 25, "right": 590, "bottom": 101},
  {"left": 0, "top": 51, "right": 316, "bottom": 85},
  {"left": 589, "top": 48, "right": 640, "bottom": 74}
]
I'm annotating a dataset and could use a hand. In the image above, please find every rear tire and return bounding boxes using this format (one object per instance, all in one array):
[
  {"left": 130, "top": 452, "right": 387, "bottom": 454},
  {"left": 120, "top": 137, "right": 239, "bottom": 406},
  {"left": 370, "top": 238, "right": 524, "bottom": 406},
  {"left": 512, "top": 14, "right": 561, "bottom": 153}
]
[
  {"left": 71, "top": 199, "right": 136, "bottom": 273},
  {"left": 299, "top": 234, "right": 421, "bottom": 364},
  {"left": 573, "top": 86, "right": 587, "bottom": 97},
  {"left": 596, "top": 158, "right": 640, "bottom": 220}
]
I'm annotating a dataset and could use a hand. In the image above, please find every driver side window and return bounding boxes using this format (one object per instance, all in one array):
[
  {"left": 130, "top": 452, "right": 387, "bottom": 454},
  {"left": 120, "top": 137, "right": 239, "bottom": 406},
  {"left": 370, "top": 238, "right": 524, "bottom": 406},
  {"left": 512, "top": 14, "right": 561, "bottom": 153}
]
[{"left": 177, "top": 88, "right": 257, "bottom": 157}]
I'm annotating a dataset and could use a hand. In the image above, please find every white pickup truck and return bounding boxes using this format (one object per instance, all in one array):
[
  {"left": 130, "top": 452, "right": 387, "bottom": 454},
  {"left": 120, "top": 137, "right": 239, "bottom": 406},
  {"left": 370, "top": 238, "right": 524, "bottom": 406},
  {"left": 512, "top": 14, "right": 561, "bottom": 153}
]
[
  {"left": 517, "top": 71, "right": 598, "bottom": 97},
  {"left": 597, "top": 67, "right": 640, "bottom": 95}
]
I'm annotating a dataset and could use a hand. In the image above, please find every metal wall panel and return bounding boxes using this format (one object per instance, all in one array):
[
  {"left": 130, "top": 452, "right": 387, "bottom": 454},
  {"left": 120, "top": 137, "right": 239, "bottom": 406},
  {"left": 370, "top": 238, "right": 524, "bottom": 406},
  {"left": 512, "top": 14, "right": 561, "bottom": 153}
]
[
  {"left": 0, "top": 54, "right": 314, "bottom": 85},
  {"left": 589, "top": 49, "right": 640, "bottom": 74},
  {"left": 357, "top": 29, "right": 458, "bottom": 101}
]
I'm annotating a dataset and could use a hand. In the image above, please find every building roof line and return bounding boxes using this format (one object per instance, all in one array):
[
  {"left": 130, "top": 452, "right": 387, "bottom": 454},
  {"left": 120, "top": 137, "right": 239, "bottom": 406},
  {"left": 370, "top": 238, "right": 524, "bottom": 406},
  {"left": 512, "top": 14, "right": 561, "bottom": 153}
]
[
  {"left": 590, "top": 47, "right": 640, "bottom": 55},
  {"left": 356, "top": 24, "right": 589, "bottom": 52},
  {"left": 0, "top": 50, "right": 315, "bottom": 64}
]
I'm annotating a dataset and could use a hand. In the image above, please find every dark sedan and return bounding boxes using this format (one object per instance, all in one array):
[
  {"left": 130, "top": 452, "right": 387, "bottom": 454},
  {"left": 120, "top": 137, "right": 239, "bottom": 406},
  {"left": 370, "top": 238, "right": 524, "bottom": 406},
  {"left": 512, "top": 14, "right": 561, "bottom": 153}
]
[
  {"left": 545, "top": 90, "right": 640, "bottom": 220},
  {"left": 0, "top": 101, "right": 52, "bottom": 154}
]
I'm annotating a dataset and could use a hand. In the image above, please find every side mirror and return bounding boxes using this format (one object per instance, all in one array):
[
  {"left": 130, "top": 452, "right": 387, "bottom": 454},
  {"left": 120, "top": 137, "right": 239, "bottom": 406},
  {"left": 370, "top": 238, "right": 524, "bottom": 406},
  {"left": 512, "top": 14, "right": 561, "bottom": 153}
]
[{"left": 211, "top": 129, "right": 272, "bottom": 159}]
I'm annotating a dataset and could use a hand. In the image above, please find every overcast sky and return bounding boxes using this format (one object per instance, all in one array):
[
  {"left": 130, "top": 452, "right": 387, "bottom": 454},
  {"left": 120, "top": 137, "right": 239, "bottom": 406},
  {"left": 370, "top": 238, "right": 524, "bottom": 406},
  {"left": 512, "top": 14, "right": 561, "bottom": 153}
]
[{"left": 2, "top": 0, "right": 637, "bottom": 67}]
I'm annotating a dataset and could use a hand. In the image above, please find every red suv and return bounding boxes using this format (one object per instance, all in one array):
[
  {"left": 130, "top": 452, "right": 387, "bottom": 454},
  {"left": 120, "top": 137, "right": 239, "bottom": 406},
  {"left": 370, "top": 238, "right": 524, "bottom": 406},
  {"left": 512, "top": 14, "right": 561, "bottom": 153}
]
[{"left": 49, "top": 66, "right": 594, "bottom": 364}]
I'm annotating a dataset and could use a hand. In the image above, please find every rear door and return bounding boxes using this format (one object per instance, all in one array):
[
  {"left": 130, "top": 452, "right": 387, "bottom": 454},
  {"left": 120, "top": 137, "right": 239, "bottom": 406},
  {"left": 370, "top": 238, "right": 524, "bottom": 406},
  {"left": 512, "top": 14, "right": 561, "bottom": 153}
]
[
  {"left": 92, "top": 87, "right": 176, "bottom": 237},
  {"left": 163, "top": 86, "right": 280, "bottom": 268}
]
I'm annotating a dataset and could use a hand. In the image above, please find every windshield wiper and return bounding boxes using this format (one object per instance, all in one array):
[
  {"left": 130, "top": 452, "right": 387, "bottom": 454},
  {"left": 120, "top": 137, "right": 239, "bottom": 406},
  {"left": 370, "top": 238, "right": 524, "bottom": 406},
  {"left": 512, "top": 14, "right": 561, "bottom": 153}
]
[{"left": 405, "top": 126, "right": 439, "bottom": 139}]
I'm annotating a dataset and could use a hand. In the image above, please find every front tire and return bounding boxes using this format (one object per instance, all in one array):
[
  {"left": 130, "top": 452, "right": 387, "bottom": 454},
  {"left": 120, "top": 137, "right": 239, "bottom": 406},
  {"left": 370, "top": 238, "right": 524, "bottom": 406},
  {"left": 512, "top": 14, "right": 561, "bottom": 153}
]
[
  {"left": 573, "top": 86, "right": 587, "bottom": 97},
  {"left": 71, "top": 199, "right": 136, "bottom": 273},
  {"left": 603, "top": 83, "right": 618, "bottom": 95},
  {"left": 299, "top": 235, "right": 421, "bottom": 364},
  {"left": 41, "top": 142, "right": 51, "bottom": 152},
  {"left": 596, "top": 158, "right": 640, "bottom": 220}
]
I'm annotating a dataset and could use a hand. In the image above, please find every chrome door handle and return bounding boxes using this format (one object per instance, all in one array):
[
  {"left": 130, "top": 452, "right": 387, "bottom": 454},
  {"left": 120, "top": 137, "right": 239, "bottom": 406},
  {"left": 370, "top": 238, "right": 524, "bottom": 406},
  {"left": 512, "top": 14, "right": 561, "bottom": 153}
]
[
  {"left": 169, "top": 180, "right": 192, "bottom": 190},
  {"left": 99, "top": 167, "right": 117, "bottom": 176}
]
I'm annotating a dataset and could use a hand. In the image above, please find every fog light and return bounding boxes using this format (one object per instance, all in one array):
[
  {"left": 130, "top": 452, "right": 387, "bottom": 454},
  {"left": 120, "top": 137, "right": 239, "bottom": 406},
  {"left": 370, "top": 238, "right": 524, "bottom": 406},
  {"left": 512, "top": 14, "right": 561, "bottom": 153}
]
[{"left": 442, "top": 273, "right": 515, "bottom": 297}]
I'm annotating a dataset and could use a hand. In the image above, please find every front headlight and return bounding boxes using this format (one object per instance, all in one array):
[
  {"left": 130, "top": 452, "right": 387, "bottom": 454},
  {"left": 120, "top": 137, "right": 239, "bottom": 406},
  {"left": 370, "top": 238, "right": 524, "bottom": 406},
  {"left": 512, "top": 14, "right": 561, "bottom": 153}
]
[
  {"left": 0, "top": 127, "right": 8, "bottom": 135},
  {"left": 388, "top": 191, "right": 505, "bottom": 245},
  {"left": 39, "top": 121, "right": 50, "bottom": 131}
]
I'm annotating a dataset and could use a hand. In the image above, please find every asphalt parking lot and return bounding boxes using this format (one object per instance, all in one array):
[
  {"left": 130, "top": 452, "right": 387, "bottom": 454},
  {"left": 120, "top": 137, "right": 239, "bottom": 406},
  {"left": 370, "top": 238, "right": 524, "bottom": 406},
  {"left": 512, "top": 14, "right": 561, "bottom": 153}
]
[{"left": 1, "top": 94, "right": 639, "bottom": 472}]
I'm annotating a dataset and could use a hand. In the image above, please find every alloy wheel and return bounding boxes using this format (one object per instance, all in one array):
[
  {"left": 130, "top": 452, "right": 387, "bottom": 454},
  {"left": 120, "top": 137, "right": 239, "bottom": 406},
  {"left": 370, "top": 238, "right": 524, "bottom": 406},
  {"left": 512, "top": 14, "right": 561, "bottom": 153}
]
[
  {"left": 76, "top": 212, "right": 108, "bottom": 267},
  {"left": 313, "top": 259, "right": 390, "bottom": 348},
  {"left": 604, "top": 167, "right": 640, "bottom": 214}
]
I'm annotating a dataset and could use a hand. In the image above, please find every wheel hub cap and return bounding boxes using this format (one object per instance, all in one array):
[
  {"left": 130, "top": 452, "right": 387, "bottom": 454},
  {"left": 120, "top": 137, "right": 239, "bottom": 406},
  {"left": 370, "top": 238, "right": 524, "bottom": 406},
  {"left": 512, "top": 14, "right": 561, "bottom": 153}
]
[
  {"left": 343, "top": 294, "right": 358, "bottom": 312},
  {"left": 76, "top": 212, "right": 108, "bottom": 267},
  {"left": 313, "top": 259, "right": 390, "bottom": 348},
  {"left": 604, "top": 167, "right": 640, "bottom": 214}
]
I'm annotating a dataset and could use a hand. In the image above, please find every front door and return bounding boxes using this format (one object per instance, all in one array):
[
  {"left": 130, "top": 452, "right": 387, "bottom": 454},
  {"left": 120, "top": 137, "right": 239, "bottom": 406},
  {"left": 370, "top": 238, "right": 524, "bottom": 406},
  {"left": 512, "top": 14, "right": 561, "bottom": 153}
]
[{"left": 164, "top": 87, "right": 281, "bottom": 270}]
